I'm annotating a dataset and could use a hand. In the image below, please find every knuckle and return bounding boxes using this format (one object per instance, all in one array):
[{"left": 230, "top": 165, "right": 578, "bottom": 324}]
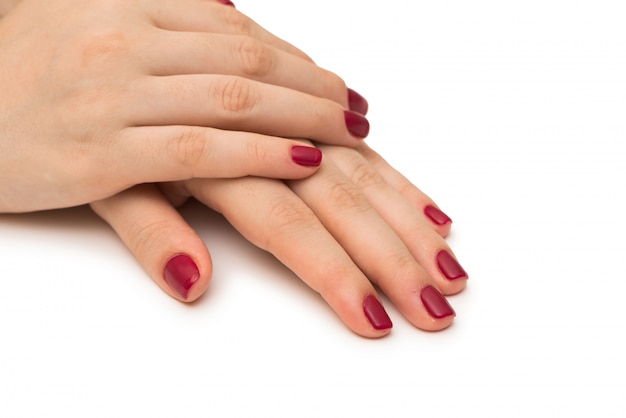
[
  {"left": 387, "top": 252, "right": 422, "bottom": 285},
  {"left": 326, "top": 176, "right": 371, "bottom": 214},
  {"left": 237, "top": 37, "right": 274, "bottom": 78},
  {"left": 350, "top": 159, "right": 387, "bottom": 190},
  {"left": 171, "top": 128, "right": 211, "bottom": 174},
  {"left": 212, "top": 76, "right": 256, "bottom": 114},
  {"left": 127, "top": 218, "right": 171, "bottom": 259},
  {"left": 76, "top": 30, "right": 131, "bottom": 68},
  {"left": 244, "top": 138, "right": 270, "bottom": 167},
  {"left": 264, "top": 196, "right": 319, "bottom": 251},
  {"left": 218, "top": 5, "right": 252, "bottom": 35}
]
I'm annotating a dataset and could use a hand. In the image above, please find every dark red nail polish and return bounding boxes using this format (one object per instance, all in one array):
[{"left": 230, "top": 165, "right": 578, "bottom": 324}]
[
  {"left": 347, "top": 88, "right": 369, "bottom": 115},
  {"left": 436, "top": 250, "right": 468, "bottom": 281},
  {"left": 363, "top": 295, "right": 393, "bottom": 330},
  {"left": 164, "top": 254, "right": 200, "bottom": 300},
  {"left": 291, "top": 145, "right": 322, "bottom": 167},
  {"left": 216, "top": 0, "right": 235, "bottom": 7},
  {"left": 420, "top": 286, "right": 455, "bottom": 319},
  {"left": 344, "top": 110, "right": 370, "bottom": 139},
  {"left": 424, "top": 205, "right": 452, "bottom": 225}
]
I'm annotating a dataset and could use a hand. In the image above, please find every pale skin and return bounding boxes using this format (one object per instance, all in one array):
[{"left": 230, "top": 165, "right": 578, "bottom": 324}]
[
  {"left": 1, "top": 0, "right": 468, "bottom": 338},
  {"left": 0, "top": 0, "right": 367, "bottom": 212}
]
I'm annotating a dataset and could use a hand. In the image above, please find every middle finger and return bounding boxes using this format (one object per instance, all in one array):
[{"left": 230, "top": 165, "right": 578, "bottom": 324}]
[{"left": 145, "top": 31, "right": 348, "bottom": 106}]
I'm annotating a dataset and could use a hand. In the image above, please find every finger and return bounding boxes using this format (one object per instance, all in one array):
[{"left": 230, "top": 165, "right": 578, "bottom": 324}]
[
  {"left": 185, "top": 176, "right": 393, "bottom": 338},
  {"left": 145, "top": 31, "right": 349, "bottom": 107},
  {"left": 113, "top": 125, "right": 323, "bottom": 185},
  {"left": 321, "top": 144, "right": 468, "bottom": 296},
  {"left": 286, "top": 159, "right": 456, "bottom": 331},
  {"left": 129, "top": 75, "right": 368, "bottom": 144},
  {"left": 90, "top": 184, "right": 211, "bottom": 302},
  {"left": 357, "top": 142, "right": 453, "bottom": 237},
  {"left": 145, "top": 0, "right": 312, "bottom": 62}
]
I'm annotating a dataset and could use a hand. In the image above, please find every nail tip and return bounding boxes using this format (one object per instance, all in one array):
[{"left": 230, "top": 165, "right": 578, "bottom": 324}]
[
  {"left": 291, "top": 145, "right": 322, "bottom": 167},
  {"left": 420, "top": 285, "right": 455, "bottom": 319},
  {"left": 436, "top": 250, "right": 468, "bottom": 281},
  {"left": 424, "top": 205, "right": 452, "bottom": 225},
  {"left": 216, "top": 0, "right": 236, "bottom": 7},
  {"left": 344, "top": 110, "right": 370, "bottom": 139},
  {"left": 164, "top": 254, "right": 201, "bottom": 300},
  {"left": 363, "top": 295, "right": 393, "bottom": 330},
  {"left": 347, "top": 88, "right": 369, "bottom": 115}
]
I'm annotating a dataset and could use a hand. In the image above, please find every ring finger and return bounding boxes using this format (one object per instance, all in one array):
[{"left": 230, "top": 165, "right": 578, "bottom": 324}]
[{"left": 128, "top": 74, "right": 369, "bottom": 145}]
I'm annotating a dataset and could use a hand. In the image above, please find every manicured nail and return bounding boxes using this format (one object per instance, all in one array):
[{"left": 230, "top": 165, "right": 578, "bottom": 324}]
[
  {"left": 363, "top": 295, "right": 393, "bottom": 330},
  {"left": 436, "top": 250, "right": 468, "bottom": 281},
  {"left": 164, "top": 254, "right": 200, "bottom": 300},
  {"left": 424, "top": 205, "right": 452, "bottom": 225},
  {"left": 216, "top": 0, "right": 235, "bottom": 7},
  {"left": 420, "top": 286, "right": 455, "bottom": 319},
  {"left": 291, "top": 145, "right": 322, "bottom": 167},
  {"left": 347, "top": 88, "right": 369, "bottom": 115},
  {"left": 344, "top": 110, "right": 370, "bottom": 139}
]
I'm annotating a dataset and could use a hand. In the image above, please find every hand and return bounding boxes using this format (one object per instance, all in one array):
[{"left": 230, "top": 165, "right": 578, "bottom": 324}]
[
  {"left": 91, "top": 142, "right": 468, "bottom": 338},
  {"left": 0, "top": 0, "right": 368, "bottom": 212}
]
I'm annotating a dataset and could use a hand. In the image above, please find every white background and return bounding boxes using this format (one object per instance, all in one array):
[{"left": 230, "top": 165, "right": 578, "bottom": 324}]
[{"left": 1, "top": 0, "right": 625, "bottom": 416}]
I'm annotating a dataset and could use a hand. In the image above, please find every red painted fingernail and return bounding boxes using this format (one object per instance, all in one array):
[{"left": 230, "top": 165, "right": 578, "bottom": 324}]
[
  {"left": 164, "top": 254, "right": 200, "bottom": 300},
  {"left": 420, "top": 286, "right": 455, "bottom": 319},
  {"left": 424, "top": 205, "right": 452, "bottom": 225},
  {"left": 363, "top": 295, "right": 393, "bottom": 330},
  {"left": 347, "top": 88, "right": 369, "bottom": 115},
  {"left": 344, "top": 110, "right": 370, "bottom": 139},
  {"left": 216, "top": 0, "right": 235, "bottom": 7},
  {"left": 291, "top": 145, "right": 322, "bottom": 167},
  {"left": 436, "top": 250, "right": 468, "bottom": 281}
]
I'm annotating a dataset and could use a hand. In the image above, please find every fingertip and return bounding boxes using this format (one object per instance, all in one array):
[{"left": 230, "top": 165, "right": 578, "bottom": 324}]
[
  {"left": 90, "top": 185, "right": 213, "bottom": 303},
  {"left": 414, "top": 285, "right": 456, "bottom": 331},
  {"left": 424, "top": 205, "right": 453, "bottom": 237},
  {"left": 290, "top": 145, "right": 322, "bottom": 168},
  {"left": 325, "top": 289, "right": 393, "bottom": 339},
  {"left": 215, "top": 0, "right": 236, "bottom": 7},
  {"left": 163, "top": 253, "right": 212, "bottom": 302},
  {"left": 362, "top": 294, "right": 393, "bottom": 333},
  {"left": 347, "top": 88, "right": 369, "bottom": 116}
]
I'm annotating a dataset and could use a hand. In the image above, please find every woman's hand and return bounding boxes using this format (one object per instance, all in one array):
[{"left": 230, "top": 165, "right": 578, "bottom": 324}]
[
  {"left": 0, "top": 0, "right": 368, "bottom": 212},
  {"left": 91, "top": 143, "right": 468, "bottom": 338}
]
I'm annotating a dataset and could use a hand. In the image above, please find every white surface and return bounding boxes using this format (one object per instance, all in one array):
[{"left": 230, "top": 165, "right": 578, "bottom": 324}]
[{"left": 1, "top": 0, "right": 625, "bottom": 416}]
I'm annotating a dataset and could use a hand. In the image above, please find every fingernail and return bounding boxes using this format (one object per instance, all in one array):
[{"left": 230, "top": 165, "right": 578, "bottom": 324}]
[
  {"left": 216, "top": 0, "right": 236, "bottom": 7},
  {"left": 291, "top": 145, "right": 322, "bottom": 167},
  {"left": 344, "top": 110, "right": 370, "bottom": 139},
  {"left": 420, "top": 285, "right": 455, "bottom": 319},
  {"left": 164, "top": 254, "right": 200, "bottom": 300},
  {"left": 363, "top": 295, "right": 393, "bottom": 330},
  {"left": 436, "top": 250, "right": 468, "bottom": 281},
  {"left": 424, "top": 205, "right": 452, "bottom": 225},
  {"left": 347, "top": 88, "right": 369, "bottom": 115}
]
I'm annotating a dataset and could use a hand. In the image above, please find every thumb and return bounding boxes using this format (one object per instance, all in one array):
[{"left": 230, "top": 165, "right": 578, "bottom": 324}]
[{"left": 90, "top": 184, "right": 211, "bottom": 302}]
